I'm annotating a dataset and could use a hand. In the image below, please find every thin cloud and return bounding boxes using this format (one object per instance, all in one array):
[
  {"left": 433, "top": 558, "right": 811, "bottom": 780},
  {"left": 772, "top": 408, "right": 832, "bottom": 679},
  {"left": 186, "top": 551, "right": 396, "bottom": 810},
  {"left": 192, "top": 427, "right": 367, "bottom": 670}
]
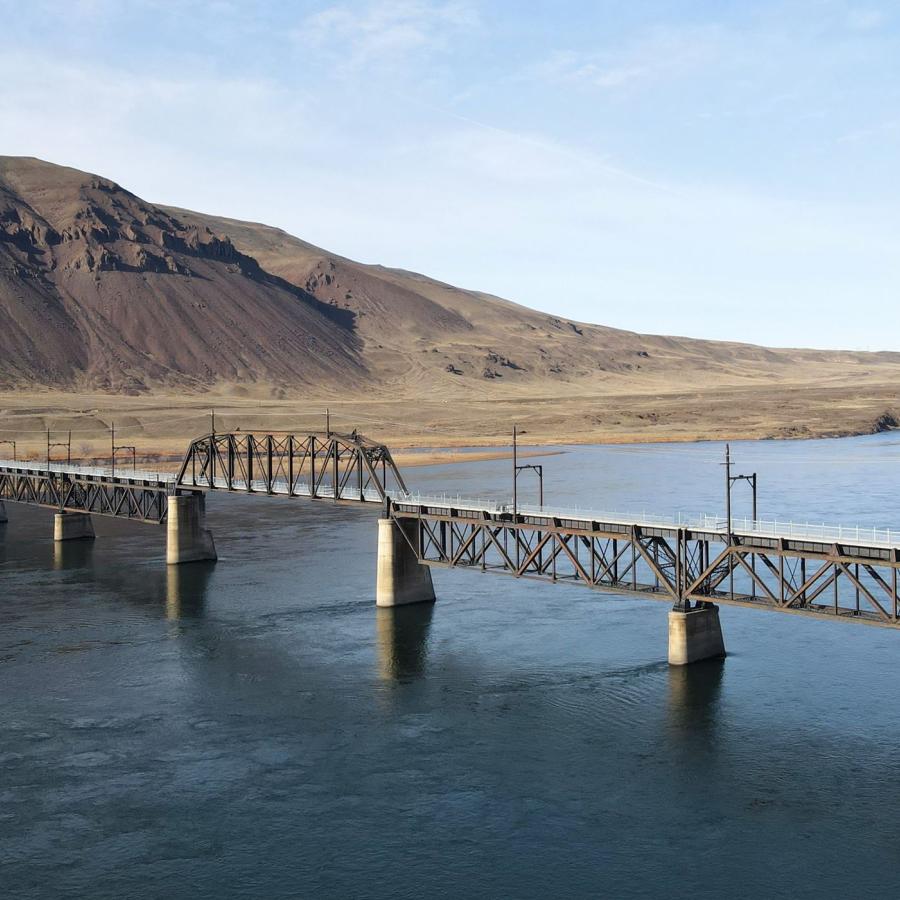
[
  {"left": 298, "top": 0, "right": 479, "bottom": 69},
  {"left": 847, "top": 8, "right": 887, "bottom": 31},
  {"left": 395, "top": 93, "right": 682, "bottom": 195},
  {"left": 532, "top": 25, "right": 725, "bottom": 93},
  {"left": 836, "top": 117, "right": 900, "bottom": 144}
]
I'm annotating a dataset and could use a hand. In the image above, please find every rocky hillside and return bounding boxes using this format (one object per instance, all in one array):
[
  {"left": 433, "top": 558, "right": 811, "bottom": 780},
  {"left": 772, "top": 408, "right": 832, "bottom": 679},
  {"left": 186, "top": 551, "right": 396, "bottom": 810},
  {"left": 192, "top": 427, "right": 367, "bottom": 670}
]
[
  {"left": 1, "top": 156, "right": 898, "bottom": 399},
  {"left": 0, "top": 157, "right": 362, "bottom": 392}
]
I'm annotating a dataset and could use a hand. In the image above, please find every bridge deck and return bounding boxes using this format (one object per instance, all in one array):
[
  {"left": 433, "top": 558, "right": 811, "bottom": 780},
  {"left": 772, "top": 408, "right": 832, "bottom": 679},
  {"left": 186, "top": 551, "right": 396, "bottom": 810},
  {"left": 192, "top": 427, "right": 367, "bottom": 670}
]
[
  {"left": 3, "top": 452, "right": 899, "bottom": 627},
  {"left": 389, "top": 494, "right": 900, "bottom": 553},
  {"left": 0, "top": 458, "right": 175, "bottom": 488},
  {"left": 3, "top": 459, "right": 899, "bottom": 553}
]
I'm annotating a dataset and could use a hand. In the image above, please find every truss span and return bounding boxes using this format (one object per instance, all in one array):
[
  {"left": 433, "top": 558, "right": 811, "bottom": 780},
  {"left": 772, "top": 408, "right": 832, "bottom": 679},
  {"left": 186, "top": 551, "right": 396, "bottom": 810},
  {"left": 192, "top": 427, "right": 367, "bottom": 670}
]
[
  {"left": 3, "top": 438, "right": 900, "bottom": 634},
  {"left": 176, "top": 432, "right": 408, "bottom": 502},
  {"left": 388, "top": 498, "right": 900, "bottom": 630},
  {"left": 0, "top": 460, "right": 174, "bottom": 524}
]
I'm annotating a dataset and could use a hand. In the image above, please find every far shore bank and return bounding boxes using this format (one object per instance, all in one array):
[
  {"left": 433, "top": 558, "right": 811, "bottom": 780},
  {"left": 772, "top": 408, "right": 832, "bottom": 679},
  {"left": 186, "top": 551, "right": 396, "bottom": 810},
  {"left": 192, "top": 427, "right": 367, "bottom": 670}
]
[
  {"left": 0, "top": 388, "right": 896, "bottom": 464},
  {"left": 1, "top": 431, "right": 897, "bottom": 477}
]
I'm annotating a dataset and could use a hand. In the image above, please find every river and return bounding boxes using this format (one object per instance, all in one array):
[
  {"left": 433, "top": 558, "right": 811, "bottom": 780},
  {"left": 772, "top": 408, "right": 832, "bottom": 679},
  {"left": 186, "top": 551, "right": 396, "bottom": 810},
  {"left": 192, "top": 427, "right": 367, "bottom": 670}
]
[{"left": 3, "top": 433, "right": 900, "bottom": 898}]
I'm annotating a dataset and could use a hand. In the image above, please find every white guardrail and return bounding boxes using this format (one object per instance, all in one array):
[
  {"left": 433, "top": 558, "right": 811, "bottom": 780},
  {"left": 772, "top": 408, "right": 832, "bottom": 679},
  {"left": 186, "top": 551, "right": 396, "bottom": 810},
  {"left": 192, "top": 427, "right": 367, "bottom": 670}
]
[
  {"left": 2, "top": 459, "right": 898, "bottom": 550},
  {"left": 388, "top": 492, "right": 900, "bottom": 550},
  {"left": 0, "top": 458, "right": 176, "bottom": 483}
]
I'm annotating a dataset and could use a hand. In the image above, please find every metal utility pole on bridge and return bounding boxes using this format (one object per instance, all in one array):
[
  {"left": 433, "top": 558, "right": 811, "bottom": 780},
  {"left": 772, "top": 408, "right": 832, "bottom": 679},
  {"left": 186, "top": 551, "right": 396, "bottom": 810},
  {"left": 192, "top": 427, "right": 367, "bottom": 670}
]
[
  {"left": 513, "top": 426, "right": 544, "bottom": 507},
  {"left": 512, "top": 425, "right": 517, "bottom": 520},
  {"left": 724, "top": 444, "right": 759, "bottom": 528},
  {"left": 46, "top": 430, "right": 71, "bottom": 467},
  {"left": 45, "top": 429, "right": 72, "bottom": 516},
  {"left": 111, "top": 423, "right": 137, "bottom": 477},
  {"left": 724, "top": 443, "right": 760, "bottom": 599},
  {"left": 513, "top": 425, "right": 547, "bottom": 572}
]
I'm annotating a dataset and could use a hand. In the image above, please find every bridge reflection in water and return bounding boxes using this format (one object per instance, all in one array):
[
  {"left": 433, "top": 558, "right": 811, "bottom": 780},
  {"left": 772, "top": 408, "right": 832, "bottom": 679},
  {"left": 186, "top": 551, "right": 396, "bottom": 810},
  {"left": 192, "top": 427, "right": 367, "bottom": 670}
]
[
  {"left": 165, "top": 563, "right": 213, "bottom": 620},
  {"left": 668, "top": 657, "right": 725, "bottom": 734},
  {"left": 376, "top": 604, "right": 434, "bottom": 682},
  {"left": 48, "top": 532, "right": 211, "bottom": 619},
  {"left": 52, "top": 535, "right": 95, "bottom": 571}
]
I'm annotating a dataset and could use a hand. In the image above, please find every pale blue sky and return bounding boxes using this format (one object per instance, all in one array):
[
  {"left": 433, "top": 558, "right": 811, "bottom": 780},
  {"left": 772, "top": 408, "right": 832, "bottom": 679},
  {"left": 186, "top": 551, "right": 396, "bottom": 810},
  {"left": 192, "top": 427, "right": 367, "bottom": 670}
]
[{"left": 3, "top": 0, "right": 899, "bottom": 349}]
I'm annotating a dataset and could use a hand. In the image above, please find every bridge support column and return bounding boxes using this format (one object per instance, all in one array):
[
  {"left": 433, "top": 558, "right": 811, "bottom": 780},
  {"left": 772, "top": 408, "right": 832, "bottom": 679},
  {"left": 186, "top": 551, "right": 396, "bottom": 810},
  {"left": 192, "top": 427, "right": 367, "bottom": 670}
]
[
  {"left": 0, "top": 500, "right": 6, "bottom": 523},
  {"left": 167, "top": 494, "right": 217, "bottom": 565},
  {"left": 668, "top": 604, "right": 725, "bottom": 665},
  {"left": 53, "top": 512, "right": 95, "bottom": 542},
  {"left": 376, "top": 518, "right": 435, "bottom": 607}
]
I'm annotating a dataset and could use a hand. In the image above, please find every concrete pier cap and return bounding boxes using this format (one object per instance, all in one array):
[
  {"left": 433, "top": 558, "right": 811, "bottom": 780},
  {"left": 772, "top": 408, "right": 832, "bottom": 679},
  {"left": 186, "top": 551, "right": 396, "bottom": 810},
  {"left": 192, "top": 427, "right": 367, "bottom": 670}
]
[
  {"left": 167, "top": 493, "right": 217, "bottom": 565},
  {"left": 53, "top": 511, "right": 95, "bottom": 542},
  {"left": 668, "top": 604, "right": 726, "bottom": 666},
  {"left": 376, "top": 516, "right": 436, "bottom": 607}
]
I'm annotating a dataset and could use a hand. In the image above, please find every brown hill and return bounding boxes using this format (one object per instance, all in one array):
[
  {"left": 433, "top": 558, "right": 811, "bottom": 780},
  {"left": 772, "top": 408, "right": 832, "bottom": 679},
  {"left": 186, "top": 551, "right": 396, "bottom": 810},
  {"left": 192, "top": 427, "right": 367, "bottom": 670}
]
[
  {"left": 0, "top": 157, "right": 363, "bottom": 393},
  {"left": 1, "top": 155, "right": 899, "bottom": 449},
  {"left": 162, "top": 206, "right": 900, "bottom": 399}
]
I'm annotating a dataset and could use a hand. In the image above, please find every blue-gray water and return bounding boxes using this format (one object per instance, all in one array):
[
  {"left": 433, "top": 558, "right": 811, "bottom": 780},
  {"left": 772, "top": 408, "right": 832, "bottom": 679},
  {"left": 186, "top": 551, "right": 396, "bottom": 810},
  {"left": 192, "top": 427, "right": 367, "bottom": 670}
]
[{"left": 3, "top": 434, "right": 900, "bottom": 899}]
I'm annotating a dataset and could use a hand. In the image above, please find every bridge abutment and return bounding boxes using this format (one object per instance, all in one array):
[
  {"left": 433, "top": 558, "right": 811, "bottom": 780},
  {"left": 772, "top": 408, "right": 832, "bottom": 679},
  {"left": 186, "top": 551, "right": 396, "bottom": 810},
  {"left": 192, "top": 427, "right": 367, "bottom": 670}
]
[
  {"left": 668, "top": 604, "right": 726, "bottom": 665},
  {"left": 376, "top": 518, "right": 436, "bottom": 607},
  {"left": 53, "top": 511, "right": 95, "bottom": 542},
  {"left": 167, "top": 494, "right": 217, "bottom": 565}
]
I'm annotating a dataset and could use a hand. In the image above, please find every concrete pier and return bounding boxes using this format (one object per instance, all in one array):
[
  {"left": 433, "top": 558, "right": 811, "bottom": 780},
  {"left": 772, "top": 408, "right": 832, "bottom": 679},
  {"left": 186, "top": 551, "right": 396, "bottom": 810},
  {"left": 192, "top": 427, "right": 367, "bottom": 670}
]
[
  {"left": 376, "top": 517, "right": 436, "bottom": 607},
  {"left": 166, "top": 494, "right": 217, "bottom": 565},
  {"left": 53, "top": 511, "right": 95, "bottom": 542},
  {"left": 668, "top": 604, "right": 726, "bottom": 665},
  {"left": 0, "top": 500, "right": 6, "bottom": 523}
]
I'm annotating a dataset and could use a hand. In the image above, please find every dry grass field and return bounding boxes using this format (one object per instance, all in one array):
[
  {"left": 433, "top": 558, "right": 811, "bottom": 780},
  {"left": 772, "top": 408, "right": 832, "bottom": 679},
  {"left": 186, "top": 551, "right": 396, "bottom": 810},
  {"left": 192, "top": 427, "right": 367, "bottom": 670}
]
[{"left": 2, "top": 374, "right": 897, "bottom": 468}]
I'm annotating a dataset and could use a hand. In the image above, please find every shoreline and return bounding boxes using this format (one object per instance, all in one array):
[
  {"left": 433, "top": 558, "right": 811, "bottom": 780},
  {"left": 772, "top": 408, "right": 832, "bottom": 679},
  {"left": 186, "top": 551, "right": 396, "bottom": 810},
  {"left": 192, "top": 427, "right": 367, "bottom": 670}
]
[
  {"left": 390, "top": 427, "right": 896, "bottom": 451},
  {"left": 0, "top": 423, "right": 895, "bottom": 458},
  {"left": 3, "top": 430, "right": 896, "bottom": 477},
  {"left": 392, "top": 448, "right": 565, "bottom": 468}
]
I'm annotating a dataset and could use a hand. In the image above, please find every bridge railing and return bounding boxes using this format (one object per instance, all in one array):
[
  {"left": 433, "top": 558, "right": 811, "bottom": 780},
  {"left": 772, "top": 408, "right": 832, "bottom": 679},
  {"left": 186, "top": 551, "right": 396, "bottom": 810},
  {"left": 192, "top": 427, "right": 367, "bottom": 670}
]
[
  {"left": 0, "top": 457, "right": 175, "bottom": 485},
  {"left": 389, "top": 491, "right": 900, "bottom": 550},
  {"left": 726, "top": 516, "right": 899, "bottom": 549},
  {"left": 3, "top": 456, "right": 898, "bottom": 549}
]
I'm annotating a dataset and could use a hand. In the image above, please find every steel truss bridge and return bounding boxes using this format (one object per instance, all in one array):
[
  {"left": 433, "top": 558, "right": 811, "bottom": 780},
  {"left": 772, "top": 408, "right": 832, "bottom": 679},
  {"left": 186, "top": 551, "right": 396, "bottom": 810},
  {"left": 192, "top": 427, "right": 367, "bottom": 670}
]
[
  {"left": 0, "top": 460, "right": 173, "bottom": 523},
  {"left": 385, "top": 497, "right": 900, "bottom": 628},
  {"left": 0, "top": 431, "right": 407, "bottom": 525},
  {"left": 2, "top": 431, "right": 899, "bottom": 630},
  {"left": 176, "top": 431, "right": 409, "bottom": 500}
]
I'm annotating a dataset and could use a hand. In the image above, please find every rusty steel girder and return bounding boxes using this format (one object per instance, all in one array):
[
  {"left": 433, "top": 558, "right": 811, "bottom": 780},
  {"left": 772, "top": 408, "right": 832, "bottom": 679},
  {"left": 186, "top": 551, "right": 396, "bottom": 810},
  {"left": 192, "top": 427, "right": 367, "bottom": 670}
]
[
  {"left": 176, "top": 431, "right": 408, "bottom": 503},
  {"left": 0, "top": 466, "right": 171, "bottom": 524},
  {"left": 387, "top": 502, "right": 900, "bottom": 629}
]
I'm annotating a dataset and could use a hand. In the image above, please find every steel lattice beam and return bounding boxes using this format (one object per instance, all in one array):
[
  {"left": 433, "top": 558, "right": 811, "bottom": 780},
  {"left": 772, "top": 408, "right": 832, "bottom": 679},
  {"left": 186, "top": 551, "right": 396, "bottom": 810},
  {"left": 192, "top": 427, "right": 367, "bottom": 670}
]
[
  {"left": 176, "top": 431, "right": 407, "bottom": 502},
  {"left": 389, "top": 503, "right": 900, "bottom": 629},
  {"left": 0, "top": 467, "right": 172, "bottom": 524},
  {"left": 4, "top": 435, "right": 900, "bottom": 635}
]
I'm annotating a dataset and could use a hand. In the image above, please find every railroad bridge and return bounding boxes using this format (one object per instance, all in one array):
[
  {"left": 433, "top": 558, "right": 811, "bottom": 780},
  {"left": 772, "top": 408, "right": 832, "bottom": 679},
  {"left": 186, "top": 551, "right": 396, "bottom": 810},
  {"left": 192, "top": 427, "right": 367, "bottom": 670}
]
[{"left": 2, "top": 430, "right": 899, "bottom": 665}]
